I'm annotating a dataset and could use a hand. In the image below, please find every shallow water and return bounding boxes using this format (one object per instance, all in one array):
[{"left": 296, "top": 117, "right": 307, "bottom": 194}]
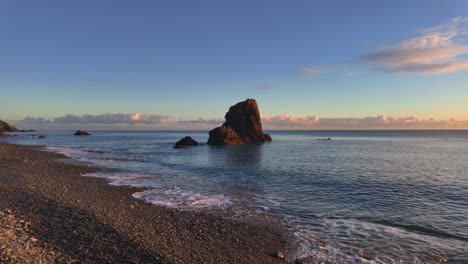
[{"left": 7, "top": 130, "right": 468, "bottom": 263}]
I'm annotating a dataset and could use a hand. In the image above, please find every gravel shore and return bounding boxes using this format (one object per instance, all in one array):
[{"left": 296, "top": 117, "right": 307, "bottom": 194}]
[{"left": 0, "top": 142, "right": 291, "bottom": 263}]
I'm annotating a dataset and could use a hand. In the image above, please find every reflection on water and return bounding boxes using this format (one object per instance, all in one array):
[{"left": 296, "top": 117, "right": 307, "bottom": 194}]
[{"left": 208, "top": 144, "right": 263, "bottom": 167}]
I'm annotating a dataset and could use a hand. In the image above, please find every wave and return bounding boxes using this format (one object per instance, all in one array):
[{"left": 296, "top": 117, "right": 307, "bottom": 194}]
[
  {"left": 85, "top": 172, "right": 232, "bottom": 209},
  {"left": 132, "top": 188, "right": 232, "bottom": 209},
  {"left": 45, "top": 146, "right": 88, "bottom": 157},
  {"left": 288, "top": 216, "right": 466, "bottom": 264},
  {"left": 82, "top": 148, "right": 111, "bottom": 153},
  {"left": 368, "top": 219, "right": 468, "bottom": 243}
]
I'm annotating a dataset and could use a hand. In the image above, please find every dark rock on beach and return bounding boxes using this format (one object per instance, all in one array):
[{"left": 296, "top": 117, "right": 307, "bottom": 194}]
[
  {"left": 74, "top": 130, "right": 91, "bottom": 136},
  {"left": 207, "top": 99, "right": 272, "bottom": 145},
  {"left": 38, "top": 135, "right": 46, "bottom": 139},
  {"left": 0, "top": 120, "right": 19, "bottom": 132},
  {"left": 174, "top": 136, "right": 198, "bottom": 148}
]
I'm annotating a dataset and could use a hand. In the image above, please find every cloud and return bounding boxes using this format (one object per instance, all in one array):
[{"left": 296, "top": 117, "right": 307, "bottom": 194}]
[
  {"left": 15, "top": 113, "right": 468, "bottom": 130},
  {"left": 298, "top": 65, "right": 357, "bottom": 77},
  {"left": 260, "top": 114, "right": 468, "bottom": 129},
  {"left": 361, "top": 16, "right": 468, "bottom": 74},
  {"left": 297, "top": 66, "right": 326, "bottom": 76},
  {"left": 261, "top": 114, "right": 320, "bottom": 127},
  {"left": 22, "top": 117, "right": 51, "bottom": 124},
  {"left": 22, "top": 113, "right": 172, "bottom": 125},
  {"left": 256, "top": 84, "right": 272, "bottom": 90},
  {"left": 345, "top": 71, "right": 357, "bottom": 77},
  {"left": 177, "top": 118, "right": 223, "bottom": 125}
]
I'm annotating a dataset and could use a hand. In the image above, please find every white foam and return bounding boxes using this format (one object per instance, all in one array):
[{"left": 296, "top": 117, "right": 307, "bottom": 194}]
[
  {"left": 132, "top": 188, "right": 232, "bottom": 209},
  {"left": 85, "top": 172, "right": 162, "bottom": 188},
  {"left": 84, "top": 172, "right": 233, "bottom": 209},
  {"left": 290, "top": 217, "right": 458, "bottom": 264},
  {"left": 45, "top": 146, "right": 87, "bottom": 157}
]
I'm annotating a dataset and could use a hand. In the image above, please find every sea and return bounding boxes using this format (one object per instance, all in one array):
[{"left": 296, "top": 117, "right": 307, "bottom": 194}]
[{"left": 5, "top": 130, "right": 468, "bottom": 263}]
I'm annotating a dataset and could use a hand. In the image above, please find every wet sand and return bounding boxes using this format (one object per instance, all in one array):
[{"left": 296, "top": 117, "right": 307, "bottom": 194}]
[{"left": 0, "top": 142, "right": 291, "bottom": 263}]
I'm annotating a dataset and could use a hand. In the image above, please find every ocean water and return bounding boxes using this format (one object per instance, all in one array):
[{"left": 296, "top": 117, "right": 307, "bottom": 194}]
[{"left": 6, "top": 130, "right": 468, "bottom": 263}]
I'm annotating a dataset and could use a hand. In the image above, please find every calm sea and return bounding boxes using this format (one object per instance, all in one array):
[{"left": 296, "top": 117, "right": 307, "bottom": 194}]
[{"left": 6, "top": 130, "right": 468, "bottom": 263}]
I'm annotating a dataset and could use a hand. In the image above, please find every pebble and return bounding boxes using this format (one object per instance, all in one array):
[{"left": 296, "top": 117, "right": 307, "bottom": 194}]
[{"left": 276, "top": 251, "right": 285, "bottom": 260}]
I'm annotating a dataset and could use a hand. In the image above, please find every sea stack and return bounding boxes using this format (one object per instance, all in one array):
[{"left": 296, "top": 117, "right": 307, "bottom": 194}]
[
  {"left": 174, "top": 136, "right": 199, "bottom": 148},
  {"left": 207, "top": 99, "right": 272, "bottom": 145}
]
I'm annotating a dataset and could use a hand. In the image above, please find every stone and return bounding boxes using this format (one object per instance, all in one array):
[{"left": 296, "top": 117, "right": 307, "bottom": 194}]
[
  {"left": 174, "top": 136, "right": 199, "bottom": 148},
  {"left": 38, "top": 135, "right": 46, "bottom": 139},
  {"left": 74, "top": 130, "right": 91, "bottom": 136},
  {"left": 207, "top": 99, "right": 272, "bottom": 145},
  {"left": 275, "top": 251, "right": 285, "bottom": 260}
]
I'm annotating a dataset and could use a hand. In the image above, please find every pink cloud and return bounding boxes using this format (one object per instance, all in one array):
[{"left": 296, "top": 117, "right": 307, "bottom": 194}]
[
  {"left": 362, "top": 17, "right": 468, "bottom": 74},
  {"left": 13, "top": 113, "right": 468, "bottom": 130},
  {"left": 25, "top": 113, "right": 172, "bottom": 125},
  {"left": 260, "top": 114, "right": 468, "bottom": 129},
  {"left": 262, "top": 114, "right": 320, "bottom": 127}
]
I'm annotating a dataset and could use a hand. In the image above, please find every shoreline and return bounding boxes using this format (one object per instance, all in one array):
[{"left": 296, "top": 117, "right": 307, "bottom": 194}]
[{"left": 0, "top": 142, "right": 292, "bottom": 263}]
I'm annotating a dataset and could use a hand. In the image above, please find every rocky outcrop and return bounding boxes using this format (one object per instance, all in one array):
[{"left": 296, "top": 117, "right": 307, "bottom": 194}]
[
  {"left": 207, "top": 99, "right": 272, "bottom": 145},
  {"left": 0, "top": 131, "right": 4, "bottom": 137},
  {"left": 74, "top": 130, "right": 91, "bottom": 136},
  {"left": 0, "top": 120, "right": 19, "bottom": 132},
  {"left": 174, "top": 136, "right": 199, "bottom": 148}
]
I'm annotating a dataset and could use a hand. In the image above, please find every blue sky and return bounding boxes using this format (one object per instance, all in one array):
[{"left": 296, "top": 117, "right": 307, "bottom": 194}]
[{"left": 1, "top": 0, "right": 468, "bottom": 129}]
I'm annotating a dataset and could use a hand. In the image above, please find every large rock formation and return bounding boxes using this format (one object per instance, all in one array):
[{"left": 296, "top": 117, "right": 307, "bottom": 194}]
[
  {"left": 0, "top": 120, "right": 19, "bottom": 132},
  {"left": 207, "top": 99, "right": 272, "bottom": 145},
  {"left": 0, "top": 131, "right": 4, "bottom": 137},
  {"left": 174, "top": 136, "right": 199, "bottom": 148}
]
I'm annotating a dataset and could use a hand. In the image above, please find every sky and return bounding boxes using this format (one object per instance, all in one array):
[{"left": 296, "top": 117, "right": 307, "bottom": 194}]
[{"left": 1, "top": 0, "right": 468, "bottom": 130}]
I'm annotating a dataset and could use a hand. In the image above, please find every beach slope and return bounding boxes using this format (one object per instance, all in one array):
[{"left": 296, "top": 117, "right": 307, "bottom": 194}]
[{"left": 0, "top": 142, "right": 288, "bottom": 263}]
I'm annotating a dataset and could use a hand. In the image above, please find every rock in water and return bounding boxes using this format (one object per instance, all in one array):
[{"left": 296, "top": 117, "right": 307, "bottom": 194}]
[
  {"left": 208, "top": 126, "right": 243, "bottom": 145},
  {"left": 0, "top": 120, "right": 19, "bottom": 132},
  {"left": 74, "top": 130, "right": 91, "bottom": 136},
  {"left": 174, "top": 136, "right": 199, "bottom": 148},
  {"left": 207, "top": 99, "right": 272, "bottom": 145},
  {"left": 0, "top": 131, "right": 4, "bottom": 137}
]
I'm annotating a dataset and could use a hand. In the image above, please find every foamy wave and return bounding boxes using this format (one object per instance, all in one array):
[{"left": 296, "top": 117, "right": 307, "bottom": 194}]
[
  {"left": 45, "top": 146, "right": 87, "bottom": 157},
  {"left": 85, "top": 172, "right": 232, "bottom": 209},
  {"left": 82, "top": 147, "right": 110, "bottom": 153},
  {"left": 291, "top": 217, "right": 455, "bottom": 264},
  {"left": 85, "top": 172, "right": 161, "bottom": 188},
  {"left": 133, "top": 188, "right": 232, "bottom": 209}
]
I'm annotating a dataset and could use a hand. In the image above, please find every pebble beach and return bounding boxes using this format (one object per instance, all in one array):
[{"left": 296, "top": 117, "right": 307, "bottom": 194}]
[{"left": 0, "top": 142, "right": 290, "bottom": 263}]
